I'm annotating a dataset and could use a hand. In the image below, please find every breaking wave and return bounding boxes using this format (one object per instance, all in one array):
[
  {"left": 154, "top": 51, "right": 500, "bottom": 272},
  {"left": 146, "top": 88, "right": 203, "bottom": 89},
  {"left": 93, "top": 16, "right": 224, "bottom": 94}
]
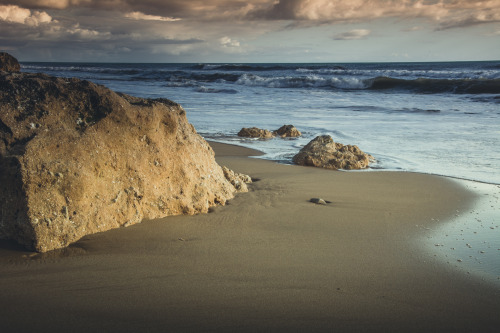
[
  {"left": 234, "top": 74, "right": 500, "bottom": 94},
  {"left": 195, "top": 86, "right": 238, "bottom": 94},
  {"left": 22, "top": 61, "right": 500, "bottom": 95},
  {"left": 235, "top": 73, "right": 367, "bottom": 90}
]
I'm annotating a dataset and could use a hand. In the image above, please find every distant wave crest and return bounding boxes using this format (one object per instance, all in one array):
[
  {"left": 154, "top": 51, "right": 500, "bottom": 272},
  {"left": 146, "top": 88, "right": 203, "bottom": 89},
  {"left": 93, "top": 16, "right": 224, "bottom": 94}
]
[
  {"left": 235, "top": 73, "right": 367, "bottom": 89},
  {"left": 191, "top": 64, "right": 290, "bottom": 71},
  {"left": 196, "top": 86, "right": 238, "bottom": 94},
  {"left": 233, "top": 73, "right": 500, "bottom": 94},
  {"left": 366, "top": 77, "right": 500, "bottom": 94},
  {"left": 21, "top": 62, "right": 500, "bottom": 95}
]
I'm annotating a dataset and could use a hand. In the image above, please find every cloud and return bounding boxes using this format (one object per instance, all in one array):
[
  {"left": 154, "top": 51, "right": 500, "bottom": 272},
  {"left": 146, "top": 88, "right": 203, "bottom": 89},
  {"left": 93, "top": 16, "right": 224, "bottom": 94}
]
[
  {"left": 3, "top": 1, "right": 500, "bottom": 29},
  {"left": 60, "top": 23, "right": 111, "bottom": 40},
  {"left": 435, "top": 8, "right": 500, "bottom": 30},
  {"left": 250, "top": 0, "right": 437, "bottom": 21},
  {"left": 0, "top": 1, "right": 90, "bottom": 10},
  {"left": 0, "top": 0, "right": 266, "bottom": 19},
  {"left": 2, "top": 1, "right": 498, "bottom": 62},
  {"left": 333, "top": 29, "right": 370, "bottom": 40},
  {"left": 249, "top": 0, "right": 500, "bottom": 29},
  {"left": 0, "top": 4, "right": 53, "bottom": 26},
  {"left": 403, "top": 26, "right": 423, "bottom": 32},
  {"left": 220, "top": 36, "right": 240, "bottom": 47},
  {"left": 124, "top": 11, "right": 181, "bottom": 22}
]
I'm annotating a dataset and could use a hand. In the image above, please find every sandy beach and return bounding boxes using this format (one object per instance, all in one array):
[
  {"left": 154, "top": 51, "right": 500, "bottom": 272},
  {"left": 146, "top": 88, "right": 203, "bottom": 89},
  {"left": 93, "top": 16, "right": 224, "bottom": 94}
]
[{"left": 1, "top": 141, "right": 499, "bottom": 332}]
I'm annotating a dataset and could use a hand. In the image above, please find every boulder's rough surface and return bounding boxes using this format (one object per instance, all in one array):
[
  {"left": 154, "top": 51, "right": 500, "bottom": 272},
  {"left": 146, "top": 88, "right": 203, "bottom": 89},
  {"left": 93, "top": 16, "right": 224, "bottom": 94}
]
[
  {"left": 292, "top": 135, "right": 373, "bottom": 170},
  {"left": 222, "top": 166, "right": 252, "bottom": 192},
  {"left": 0, "top": 52, "right": 21, "bottom": 72},
  {"left": 0, "top": 67, "right": 249, "bottom": 252},
  {"left": 237, "top": 127, "right": 275, "bottom": 139},
  {"left": 274, "top": 125, "right": 301, "bottom": 138}
]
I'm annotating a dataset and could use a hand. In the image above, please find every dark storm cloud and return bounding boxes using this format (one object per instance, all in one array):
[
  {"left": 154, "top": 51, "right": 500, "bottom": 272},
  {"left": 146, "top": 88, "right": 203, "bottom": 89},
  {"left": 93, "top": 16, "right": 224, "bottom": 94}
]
[{"left": 0, "top": 0, "right": 263, "bottom": 19}]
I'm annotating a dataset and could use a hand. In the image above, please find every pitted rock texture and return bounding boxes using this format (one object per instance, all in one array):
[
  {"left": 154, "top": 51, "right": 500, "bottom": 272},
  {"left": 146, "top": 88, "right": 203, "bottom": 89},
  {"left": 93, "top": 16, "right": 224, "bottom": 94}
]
[
  {"left": 237, "top": 127, "right": 275, "bottom": 139},
  {"left": 222, "top": 166, "right": 253, "bottom": 192},
  {"left": 274, "top": 125, "right": 301, "bottom": 138},
  {"left": 292, "top": 135, "right": 373, "bottom": 170},
  {"left": 0, "top": 66, "right": 249, "bottom": 252},
  {"left": 0, "top": 52, "right": 21, "bottom": 72}
]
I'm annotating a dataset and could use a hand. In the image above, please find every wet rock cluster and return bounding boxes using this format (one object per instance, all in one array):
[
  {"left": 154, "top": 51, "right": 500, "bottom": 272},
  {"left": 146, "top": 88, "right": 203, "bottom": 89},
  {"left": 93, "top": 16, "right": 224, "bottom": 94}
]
[{"left": 238, "top": 124, "right": 302, "bottom": 139}]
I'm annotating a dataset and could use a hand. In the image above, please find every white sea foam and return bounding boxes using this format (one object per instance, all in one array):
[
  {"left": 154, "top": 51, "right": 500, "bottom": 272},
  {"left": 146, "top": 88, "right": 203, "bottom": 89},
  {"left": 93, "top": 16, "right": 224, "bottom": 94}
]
[{"left": 420, "top": 181, "right": 500, "bottom": 288}]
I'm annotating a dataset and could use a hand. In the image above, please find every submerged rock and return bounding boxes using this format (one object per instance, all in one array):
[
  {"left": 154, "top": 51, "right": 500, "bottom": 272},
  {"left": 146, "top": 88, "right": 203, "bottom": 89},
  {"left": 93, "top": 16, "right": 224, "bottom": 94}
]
[
  {"left": 0, "top": 52, "right": 20, "bottom": 72},
  {"left": 0, "top": 53, "right": 250, "bottom": 252},
  {"left": 293, "top": 135, "right": 373, "bottom": 170},
  {"left": 237, "top": 127, "right": 275, "bottom": 139},
  {"left": 274, "top": 125, "right": 301, "bottom": 138}
]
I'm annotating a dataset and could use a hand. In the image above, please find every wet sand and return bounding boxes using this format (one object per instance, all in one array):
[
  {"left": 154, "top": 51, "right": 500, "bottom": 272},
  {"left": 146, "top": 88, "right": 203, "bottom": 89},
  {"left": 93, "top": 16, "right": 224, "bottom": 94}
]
[{"left": 1, "top": 142, "right": 499, "bottom": 332}]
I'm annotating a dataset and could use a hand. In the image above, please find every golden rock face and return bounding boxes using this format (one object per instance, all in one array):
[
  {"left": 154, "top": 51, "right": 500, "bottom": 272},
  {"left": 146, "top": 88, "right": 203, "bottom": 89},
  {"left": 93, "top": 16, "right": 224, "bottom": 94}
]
[
  {"left": 293, "top": 135, "right": 374, "bottom": 170},
  {"left": 238, "top": 127, "right": 275, "bottom": 139},
  {"left": 0, "top": 54, "right": 248, "bottom": 252}
]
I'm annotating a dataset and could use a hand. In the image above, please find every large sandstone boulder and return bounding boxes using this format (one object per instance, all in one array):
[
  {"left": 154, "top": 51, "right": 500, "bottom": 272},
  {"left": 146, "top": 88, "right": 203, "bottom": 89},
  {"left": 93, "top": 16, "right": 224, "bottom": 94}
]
[
  {"left": 0, "top": 52, "right": 21, "bottom": 72},
  {"left": 274, "top": 124, "right": 301, "bottom": 138},
  {"left": 0, "top": 69, "right": 250, "bottom": 252},
  {"left": 292, "top": 135, "right": 373, "bottom": 170},
  {"left": 237, "top": 127, "right": 275, "bottom": 139}
]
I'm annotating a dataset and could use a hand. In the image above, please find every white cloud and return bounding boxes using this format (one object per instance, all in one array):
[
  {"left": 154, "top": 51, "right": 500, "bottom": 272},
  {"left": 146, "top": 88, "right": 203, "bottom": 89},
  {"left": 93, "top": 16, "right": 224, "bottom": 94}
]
[
  {"left": 0, "top": 5, "right": 53, "bottom": 26},
  {"left": 220, "top": 36, "right": 240, "bottom": 47},
  {"left": 334, "top": 29, "right": 371, "bottom": 40},
  {"left": 67, "top": 23, "right": 111, "bottom": 40},
  {"left": 124, "top": 11, "right": 181, "bottom": 22},
  {"left": 403, "top": 26, "right": 423, "bottom": 32}
]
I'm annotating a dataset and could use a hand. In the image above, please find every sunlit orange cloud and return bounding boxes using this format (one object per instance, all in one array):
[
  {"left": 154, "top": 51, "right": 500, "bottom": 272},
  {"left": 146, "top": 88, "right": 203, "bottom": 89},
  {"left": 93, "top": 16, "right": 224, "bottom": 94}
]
[
  {"left": 0, "top": 4, "right": 53, "bottom": 26},
  {"left": 124, "top": 11, "right": 181, "bottom": 22},
  {"left": 252, "top": 0, "right": 500, "bottom": 26}
]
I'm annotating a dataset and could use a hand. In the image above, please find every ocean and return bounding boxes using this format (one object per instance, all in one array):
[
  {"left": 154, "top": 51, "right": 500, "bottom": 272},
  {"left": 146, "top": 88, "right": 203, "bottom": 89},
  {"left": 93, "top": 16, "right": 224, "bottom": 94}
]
[
  {"left": 22, "top": 61, "right": 500, "bottom": 184},
  {"left": 20, "top": 61, "right": 500, "bottom": 285}
]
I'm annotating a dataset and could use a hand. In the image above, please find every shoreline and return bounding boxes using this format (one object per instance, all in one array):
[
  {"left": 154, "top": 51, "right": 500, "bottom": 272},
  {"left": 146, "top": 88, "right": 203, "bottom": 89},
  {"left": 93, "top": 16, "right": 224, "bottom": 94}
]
[
  {"left": 1, "top": 141, "right": 499, "bottom": 331},
  {"left": 211, "top": 140, "right": 500, "bottom": 286},
  {"left": 210, "top": 139, "right": 500, "bottom": 186},
  {"left": 418, "top": 179, "right": 500, "bottom": 288}
]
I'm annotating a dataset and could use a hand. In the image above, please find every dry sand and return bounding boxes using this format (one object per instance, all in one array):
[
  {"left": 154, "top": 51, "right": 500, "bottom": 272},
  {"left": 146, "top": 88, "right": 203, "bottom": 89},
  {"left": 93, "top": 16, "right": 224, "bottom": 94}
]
[{"left": 1, "top": 142, "right": 499, "bottom": 332}]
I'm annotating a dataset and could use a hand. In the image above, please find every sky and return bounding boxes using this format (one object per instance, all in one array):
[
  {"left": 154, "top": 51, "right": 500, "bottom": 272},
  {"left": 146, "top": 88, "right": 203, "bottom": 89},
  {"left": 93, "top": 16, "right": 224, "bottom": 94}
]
[{"left": 0, "top": 0, "right": 499, "bottom": 63}]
